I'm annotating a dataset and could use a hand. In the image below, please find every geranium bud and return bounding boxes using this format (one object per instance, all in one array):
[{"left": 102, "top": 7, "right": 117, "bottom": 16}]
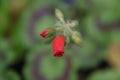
[
  {"left": 52, "top": 36, "right": 66, "bottom": 57},
  {"left": 71, "top": 31, "right": 82, "bottom": 46},
  {"left": 55, "top": 8, "right": 64, "bottom": 22},
  {"left": 40, "top": 28, "right": 56, "bottom": 38}
]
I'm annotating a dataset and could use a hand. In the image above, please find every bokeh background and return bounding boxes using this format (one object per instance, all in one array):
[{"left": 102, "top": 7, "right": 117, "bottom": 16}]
[{"left": 0, "top": 0, "right": 120, "bottom": 80}]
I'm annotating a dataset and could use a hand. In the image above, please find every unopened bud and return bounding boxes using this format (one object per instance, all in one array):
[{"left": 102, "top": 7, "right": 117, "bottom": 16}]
[
  {"left": 40, "top": 28, "right": 56, "bottom": 38},
  {"left": 71, "top": 31, "right": 82, "bottom": 46},
  {"left": 55, "top": 8, "right": 64, "bottom": 22}
]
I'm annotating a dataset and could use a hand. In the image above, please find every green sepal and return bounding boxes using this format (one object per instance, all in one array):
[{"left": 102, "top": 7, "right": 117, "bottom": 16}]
[
  {"left": 71, "top": 31, "right": 82, "bottom": 46},
  {"left": 44, "top": 35, "right": 55, "bottom": 44},
  {"left": 45, "top": 27, "right": 56, "bottom": 38}
]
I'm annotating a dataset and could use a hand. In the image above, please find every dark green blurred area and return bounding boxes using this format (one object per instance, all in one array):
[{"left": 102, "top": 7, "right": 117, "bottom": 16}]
[{"left": 0, "top": 0, "right": 120, "bottom": 80}]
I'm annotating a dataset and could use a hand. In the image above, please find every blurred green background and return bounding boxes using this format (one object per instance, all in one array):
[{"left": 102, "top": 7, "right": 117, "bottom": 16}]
[{"left": 0, "top": 0, "right": 120, "bottom": 80}]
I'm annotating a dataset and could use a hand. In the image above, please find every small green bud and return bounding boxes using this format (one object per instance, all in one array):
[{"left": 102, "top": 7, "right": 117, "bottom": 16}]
[
  {"left": 55, "top": 8, "right": 64, "bottom": 22},
  {"left": 71, "top": 31, "right": 82, "bottom": 46}
]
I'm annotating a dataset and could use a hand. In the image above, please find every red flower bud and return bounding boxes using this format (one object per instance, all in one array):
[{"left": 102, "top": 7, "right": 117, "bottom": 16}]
[
  {"left": 40, "top": 28, "right": 56, "bottom": 38},
  {"left": 52, "top": 36, "right": 66, "bottom": 57},
  {"left": 40, "top": 30, "right": 49, "bottom": 37}
]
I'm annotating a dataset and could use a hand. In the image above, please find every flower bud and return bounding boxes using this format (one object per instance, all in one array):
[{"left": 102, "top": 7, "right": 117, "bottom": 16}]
[
  {"left": 40, "top": 28, "right": 56, "bottom": 38},
  {"left": 71, "top": 31, "right": 82, "bottom": 46},
  {"left": 52, "top": 36, "right": 66, "bottom": 57},
  {"left": 55, "top": 8, "right": 64, "bottom": 22}
]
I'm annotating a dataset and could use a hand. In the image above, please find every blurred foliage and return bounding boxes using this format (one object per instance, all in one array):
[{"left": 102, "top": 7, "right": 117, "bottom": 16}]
[
  {"left": 0, "top": 0, "right": 120, "bottom": 80},
  {"left": 0, "top": 40, "right": 15, "bottom": 73},
  {"left": 0, "top": 70, "right": 20, "bottom": 80},
  {"left": 23, "top": 45, "right": 79, "bottom": 80},
  {"left": 88, "top": 69, "right": 120, "bottom": 80}
]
